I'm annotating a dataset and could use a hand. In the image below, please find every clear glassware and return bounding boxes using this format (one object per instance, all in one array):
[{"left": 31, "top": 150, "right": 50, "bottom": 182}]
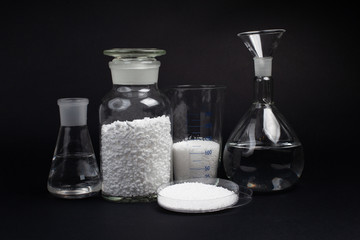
[
  {"left": 100, "top": 48, "right": 172, "bottom": 202},
  {"left": 223, "top": 29, "right": 304, "bottom": 193},
  {"left": 47, "top": 98, "right": 101, "bottom": 198},
  {"left": 165, "top": 85, "right": 225, "bottom": 180}
]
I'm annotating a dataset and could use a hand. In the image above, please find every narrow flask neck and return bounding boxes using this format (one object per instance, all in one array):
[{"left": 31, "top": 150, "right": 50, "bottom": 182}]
[
  {"left": 254, "top": 76, "right": 273, "bottom": 105},
  {"left": 58, "top": 98, "right": 88, "bottom": 126},
  {"left": 254, "top": 57, "right": 272, "bottom": 77}
]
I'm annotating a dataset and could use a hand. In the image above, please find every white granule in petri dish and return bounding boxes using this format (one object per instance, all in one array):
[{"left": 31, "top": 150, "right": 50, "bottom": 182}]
[
  {"left": 101, "top": 115, "right": 172, "bottom": 198},
  {"left": 157, "top": 182, "right": 239, "bottom": 213}
]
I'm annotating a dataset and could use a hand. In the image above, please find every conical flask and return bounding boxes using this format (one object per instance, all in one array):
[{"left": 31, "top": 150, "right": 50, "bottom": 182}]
[
  {"left": 47, "top": 98, "right": 101, "bottom": 198},
  {"left": 223, "top": 29, "right": 304, "bottom": 192}
]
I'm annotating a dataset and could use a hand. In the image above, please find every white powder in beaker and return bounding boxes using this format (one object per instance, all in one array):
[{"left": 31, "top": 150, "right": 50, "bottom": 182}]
[
  {"left": 157, "top": 182, "right": 239, "bottom": 212},
  {"left": 101, "top": 115, "right": 172, "bottom": 197},
  {"left": 172, "top": 140, "right": 220, "bottom": 180}
]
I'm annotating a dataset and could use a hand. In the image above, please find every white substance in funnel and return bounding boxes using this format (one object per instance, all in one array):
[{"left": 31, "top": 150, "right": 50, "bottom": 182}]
[{"left": 157, "top": 182, "right": 239, "bottom": 212}]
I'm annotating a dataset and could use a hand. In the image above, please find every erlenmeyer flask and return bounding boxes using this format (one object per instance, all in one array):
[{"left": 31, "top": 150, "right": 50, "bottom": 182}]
[
  {"left": 223, "top": 29, "right": 304, "bottom": 192},
  {"left": 47, "top": 98, "right": 101, "bottom": 198}
]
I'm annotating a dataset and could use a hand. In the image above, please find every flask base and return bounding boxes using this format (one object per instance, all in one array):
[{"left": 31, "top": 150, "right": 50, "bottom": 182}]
[
  {"left": 223, "top": 143, "right": 304, "bottom": 193},
  {"left": 242, "top": 178, "right": 299, "bottom": 193},
  {"left": 48, "top": 185, "right": 100, "bottom": 199}
]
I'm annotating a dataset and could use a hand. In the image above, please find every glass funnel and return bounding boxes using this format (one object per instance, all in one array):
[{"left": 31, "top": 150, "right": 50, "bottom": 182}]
[{"left": 223, "top": 29, "right": 304, "bottom": 193}]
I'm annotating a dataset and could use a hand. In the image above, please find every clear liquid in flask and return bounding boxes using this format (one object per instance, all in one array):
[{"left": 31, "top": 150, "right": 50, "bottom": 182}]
[
  {"left": 48, "top": 153, "right": 101, "bottom": 198},
  {"left": 223, "top": 143, "right": 303, "bottom": 192}
]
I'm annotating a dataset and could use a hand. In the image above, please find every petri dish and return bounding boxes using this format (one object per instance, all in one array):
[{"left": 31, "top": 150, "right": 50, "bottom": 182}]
[{"left": 157, "top": 178, "right": 252, "bottom": 213}]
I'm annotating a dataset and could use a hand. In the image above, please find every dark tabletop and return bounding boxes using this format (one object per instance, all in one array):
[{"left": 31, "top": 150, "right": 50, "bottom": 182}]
[{"left": 2, "top": 177, "right": 359, "bottom": 240}]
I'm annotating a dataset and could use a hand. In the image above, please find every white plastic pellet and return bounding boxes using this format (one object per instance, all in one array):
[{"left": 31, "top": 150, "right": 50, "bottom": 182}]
[
  {"left": 101, "top": 115, "right": 172, "bottom": 197},
  {"left": 158, "top": 182, "right": 239, "bottom": 212}
]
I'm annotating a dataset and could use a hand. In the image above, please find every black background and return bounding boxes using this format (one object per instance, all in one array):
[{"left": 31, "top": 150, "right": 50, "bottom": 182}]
[{"left": 1, "top": 2, "right": 359, "bottom": 239}]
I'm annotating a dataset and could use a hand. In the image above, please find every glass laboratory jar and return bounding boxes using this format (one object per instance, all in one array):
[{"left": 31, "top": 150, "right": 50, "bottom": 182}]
[
  {"left": 100, "top": 48, "right": 172, "bottom": 202},
  {"left": 223, "top": 30, "right": 304, "bottom": 193}
]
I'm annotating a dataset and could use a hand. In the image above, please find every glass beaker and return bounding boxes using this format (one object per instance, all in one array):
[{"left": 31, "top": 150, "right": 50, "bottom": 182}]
[
  {"left": 100, "top": 48, "right": 172, "bottom": 202},
  {"left": 223, "top": 29, "right": 304, "bottom": 192},
  {"left": 47, "top": 98, "right": 101, "bottom": 198},
  {"left": 166, "top": 85, "right": 225, "bottom": 180}
]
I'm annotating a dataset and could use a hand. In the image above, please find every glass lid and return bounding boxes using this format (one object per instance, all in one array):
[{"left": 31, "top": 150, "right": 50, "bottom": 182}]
[{"left": 103, "top": 48, "right": 166, "bottom": 58}]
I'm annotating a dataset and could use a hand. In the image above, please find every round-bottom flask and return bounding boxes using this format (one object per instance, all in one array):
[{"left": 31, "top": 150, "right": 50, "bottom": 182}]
[
  {"left": 223, "top": 29, "right": 304, "bottom": 192},
  {"left": 223, "top": 104, "right": 304, "bottom": 192}
]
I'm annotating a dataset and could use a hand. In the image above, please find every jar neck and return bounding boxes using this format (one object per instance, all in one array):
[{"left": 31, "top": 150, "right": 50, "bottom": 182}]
[
  {"left": 254, "top": 76, "right": 273, "bottom": 105},
  {"left": 112, "top": 84, "right": 159, "bottom": 98},
  {"left": 112, "top": 83, "right": 158, "bottom": 90}
]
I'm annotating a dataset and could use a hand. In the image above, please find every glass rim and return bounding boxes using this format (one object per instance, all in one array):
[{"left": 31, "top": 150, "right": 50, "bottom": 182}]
[
  {"left": 237, "top": 29, "right": 286, "bottom": 37},
  {"left": 57, "top": 98, "right": 89, "bottom": 106},
  {"left": 103, "top": 48, "right": 166, "bottom": 58}
]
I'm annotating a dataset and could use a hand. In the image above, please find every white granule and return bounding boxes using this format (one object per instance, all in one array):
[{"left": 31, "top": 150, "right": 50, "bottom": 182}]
[
  {"left": 101, "top": 115, "right": 172, "bottom": 197},
  {"left": 172, "top": 140, "right": 220, "bottom": 180},
  {"left": 157, "top": 182, "right": 239, "bottom": 212}
]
